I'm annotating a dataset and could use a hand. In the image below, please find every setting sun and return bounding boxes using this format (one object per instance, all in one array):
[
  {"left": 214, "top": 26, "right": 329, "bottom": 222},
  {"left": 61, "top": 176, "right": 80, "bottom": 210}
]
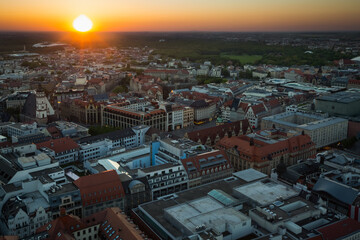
[{"left": 73, "top": 15, "right": 93, "bottom": 32}]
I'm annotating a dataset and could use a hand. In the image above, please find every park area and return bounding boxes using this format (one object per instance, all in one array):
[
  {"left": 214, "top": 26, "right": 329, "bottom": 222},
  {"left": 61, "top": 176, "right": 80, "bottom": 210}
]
[{"left": 221, "top": 54, "right": 262, "bottom": 64}]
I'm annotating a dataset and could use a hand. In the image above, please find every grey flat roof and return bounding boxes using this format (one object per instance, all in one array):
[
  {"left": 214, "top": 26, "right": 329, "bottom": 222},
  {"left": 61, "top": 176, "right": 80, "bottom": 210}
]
[
  {"left": 46, "top": 183, "right": 78, "bottom": 196},
  {"left": 317, "top": 91, "right": 360, "bottom": 104},
  {"left": 139, "top": 177, "right": 247, "bottom": 238},
  {"left": 233, "top": 168, "right": 267, "bottom": 182},
  {"left": 263, "top": 112, "right": 347, "bottom": 130},
  {"left": 299, "top": 117, "right": 347, "bottom": 130}
]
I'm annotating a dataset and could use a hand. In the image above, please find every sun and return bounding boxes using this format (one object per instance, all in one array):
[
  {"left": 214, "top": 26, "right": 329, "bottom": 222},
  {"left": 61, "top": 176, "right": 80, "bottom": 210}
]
[{"left": 73, "top": 15, "right": 93, "bottom": 32}]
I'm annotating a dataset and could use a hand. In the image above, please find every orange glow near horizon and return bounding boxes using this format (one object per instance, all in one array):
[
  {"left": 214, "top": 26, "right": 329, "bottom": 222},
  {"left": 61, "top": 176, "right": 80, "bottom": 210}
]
[{"left": 0, "top": 0, "right": 360, "bottom": 32}]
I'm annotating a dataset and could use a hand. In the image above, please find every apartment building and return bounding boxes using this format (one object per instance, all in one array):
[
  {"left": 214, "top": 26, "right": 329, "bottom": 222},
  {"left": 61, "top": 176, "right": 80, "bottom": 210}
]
[
  {"left": 102, "top": 105, "right": 166, "bottom": 131},
  {"left": 137, "top": 163, "right": 188, "bottom": 200}
]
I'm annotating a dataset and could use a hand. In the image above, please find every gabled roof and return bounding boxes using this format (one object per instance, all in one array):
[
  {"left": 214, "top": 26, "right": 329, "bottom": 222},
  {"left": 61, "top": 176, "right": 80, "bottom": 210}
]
[
  {"left": 248, "top": 103, "right": 267, "bottom": 115},
  {"left": 37, "top": 208, "right": 144, "bottom": 240},
  {"left": 285, "top": 68, "right": 304, "bottom": 76},
  {"left": 36, "top": 137, "right": 79, "bottom": 154},
  {"left": 190, "top": 99, "right": 208, "bottom": 108},
  {"left": 217, "top": 132, "right": 315, "bottom": 163},
  {"left": 222, "top": 100, "right": 232, "bottom": 108},
  {"left": 84, "top": 208, "right": 144, "bottom": 240},
  {"left": 39, "top": 214, "right": 85, "bottom": 239},
  {"left": 74, "top": 170, "right": 125, "bottom": 206},
  {"left": 181, "top": 150, "right": 231, "bottom": 176},
  {"left": 264, "top": 98, "right": 281, "bottom": 109},
  {"left": 87, "top": 78, "right": 103, "bottom": 85},
  {"left": 186, "top": 120, "right": 250, "bottom": 145},
  {"left": 316, "top": 218, "right": 360, "bottom": 240},
  {"left": 47, "top": 126, "right": 63, "bottom": 139}
]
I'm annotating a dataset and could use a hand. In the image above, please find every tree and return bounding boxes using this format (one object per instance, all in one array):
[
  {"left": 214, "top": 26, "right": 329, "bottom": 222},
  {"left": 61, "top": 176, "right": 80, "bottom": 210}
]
[
  {"left": 221, "top": 68, "right": 230, "bottom": 77},
  {"left": 112, "top": 85, "right": 128, "bottom": 94}
]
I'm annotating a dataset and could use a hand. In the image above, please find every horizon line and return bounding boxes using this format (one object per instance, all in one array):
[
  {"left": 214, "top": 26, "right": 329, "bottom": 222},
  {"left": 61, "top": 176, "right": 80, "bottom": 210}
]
[{"left": 0, "top": 30, "right": 360, "bottom": 34}]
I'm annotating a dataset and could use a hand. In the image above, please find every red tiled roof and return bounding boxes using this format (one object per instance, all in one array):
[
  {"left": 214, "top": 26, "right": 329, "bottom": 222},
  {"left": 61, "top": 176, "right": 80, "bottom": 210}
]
[
  {"left": 88, "top": 78, "right": 103, "bottom": 85},
  {"left": 37, "top": 214, "right": 86, "bottom": 239},
  {"left": 84, "top": 208, "right": 144, "bottom": 240},
  {"left": 47, "top": 126, "right": 63, "bottom": 139},
  {"left": 73, "top": 98, "right": 101, "bottom": 108},
  {"left": 348, "top": 79, "right": 360, "bottom": 85},
  {"left": 223, "top": 100, "right": 232, "bottom": 108},
  {"left": 342, "top": 59, "right": 355, "bottom": 65},
  {"left": 37, "top": 208, "right": 144, "bottom": 240},
  {"left": 0, "top": 141, "right": 13, "bottom": 149},
  {"left": 316, "top": 218, "right": 360, "bottom": 240},
  {"left": 74, "top": 170, "right": 125, "bottom": 207},
  {"left": 216, "top": 131, "right": 315, "bottom": 163},
  {"left": 36, "top": 137, "right": 79, "bottom": 154},
  {"left": 294, "top": 94, "right": 305, "bottom": 102},
  {"left": 9, "top": 82, "right": 22, "bottom": 88},
  {"left": 239, "top": 102, "right": 249, "bottom": 111},
  {"left": 187, "top": 120, "right": 250, "bottom": 146},
  {"left": 265, "top": 98, "right": 281, "bottom": 109},
  {"left": 136, "top": 75, "right": 157, "bottom": 79},
  {"left": 249, "top": 103, "right": 267, "bottom": 115},
  {"left": 285, "top": 68, "right": 304, "bottom": 76},
  {"left": 178, "top": 91, "right": 221, "bottom": 103},
  {"left": 181, "top": 150, "right": 232, "bottom": 176}
]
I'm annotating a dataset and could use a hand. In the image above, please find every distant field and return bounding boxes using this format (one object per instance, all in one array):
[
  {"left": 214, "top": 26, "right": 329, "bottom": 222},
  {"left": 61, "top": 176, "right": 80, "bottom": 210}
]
[
  {"left": 221, "top": 54, "right": 262, "bottom": 64},
  {"left": 0, "top": 32, "right": 353, "bottom": 66}
]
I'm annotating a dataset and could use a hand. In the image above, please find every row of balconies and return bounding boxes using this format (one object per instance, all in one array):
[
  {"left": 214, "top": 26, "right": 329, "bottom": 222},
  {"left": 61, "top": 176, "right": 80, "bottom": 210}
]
[{"left": 151, "top": 177, "right": 187, "bottom": 189}]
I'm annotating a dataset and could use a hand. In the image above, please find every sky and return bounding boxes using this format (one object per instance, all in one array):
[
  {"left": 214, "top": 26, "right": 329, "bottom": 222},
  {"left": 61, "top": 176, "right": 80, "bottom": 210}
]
[{"left": 0, "top": 0, "right": 360, "bottom": 32}]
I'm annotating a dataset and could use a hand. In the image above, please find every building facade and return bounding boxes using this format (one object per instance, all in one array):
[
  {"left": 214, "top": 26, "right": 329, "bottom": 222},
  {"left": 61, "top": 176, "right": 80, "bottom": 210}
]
[
  {"left": 102, "top": 105, "right": 166, "bottom": 131},
  {"left": 216, "top": 129, "right": 316, "bottom": 174},
  {"left": 181, "top": 150, "right": 234, "bottom": 188},
  {"left": 74, "top": 170, "right": 125, "bottom": 217},
  {"left": 182, "top": 106, "right": 194, "bottom": 128},
  {"left": 36, "top": 137, "right": 80, "bottom": 164},
  {"left": 137, "top": 163, "right": 188, "bottom": 200},
  {"left": 261, "top": 112, "right": 348, "bottom": 148}
]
